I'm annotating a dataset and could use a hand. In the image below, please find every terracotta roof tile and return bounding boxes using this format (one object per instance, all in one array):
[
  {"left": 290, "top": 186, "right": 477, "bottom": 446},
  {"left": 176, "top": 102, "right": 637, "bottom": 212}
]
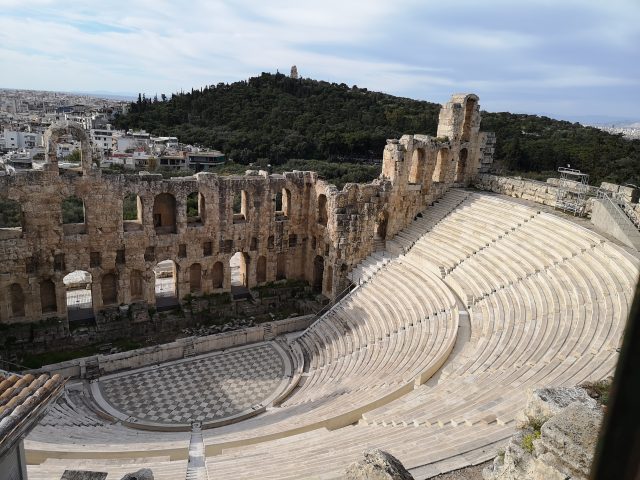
[{"left": 0, "top": 370, "right": 65, "bottom": 448}]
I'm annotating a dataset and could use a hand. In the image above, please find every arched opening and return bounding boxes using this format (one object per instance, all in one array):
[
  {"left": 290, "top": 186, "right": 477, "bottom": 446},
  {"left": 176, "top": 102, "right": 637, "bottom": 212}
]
[
  {"left": 62, "top": 195, "right": 86, "bottom": 235},
  {"left": 232, "top": 190, "right": 248, "bottom": 223},
  {"left": 256, "top": 256, "right": 267, "bottom": 284},
  {"left": 461, "top": 98, "right": 477, "bottom": 143},
  {"left": 153, "top": 193, "right": 176, "bottom": 234},
  {"left": 40, "top": 279, "right": 57, "bottom": 314},
  {"left": 326, "top": 266, "right": 333, "bottom": 294},
  {"left": 212, "top": 262, "right": 224, "bottom": 289},
  {"left": 63, "top": 270, "right": 93, "bottom": 321},
  {"left": 432, "top": 148, "right": 449, "bottom": 183},
  {"left": 230, "top": 252, "right": 249, "bottom": 292},
  {"left": 154, "top": 260, "right": 178, "bottom": 308},
  {"left": 455, "top": 148, "right": 468, "bottom": 183},
  {"left": 101, "top": 273, "right": 118, "bottom": 306},
  {"left": 130, "top": 269, "right": 143, "bottom": 300},
  {"left": 276, "top": 254, "right": 287, "bottom": 281},
  {"left": 268, "top": 235, "right": 275, "bottom": 249},
  {"left": 189, "top": 263, "right": 202, "bottom": 293},
  {"left": 375, "top": 210, "right": 388, "bottom": 244},
  {"left": 282, "top": 188, "right": 292, "bottom": 217},
  {"left": 187, "top": 192, "right": 205, "bottom": 226},
  {"left": 123, "top": 194, "right": 143, "bottom": 232},
  {"left": 313, "top": 255, "right": 324, "bottom": 292},
  {"left": 317, "top": 194, "right": 328, "bottom": 226},
  {"left": 0, "top": 199, "right": 23, "bottom": 235},
  {"left": 408, "top": 148, "right": 426, "bottom": 184},
  {"left": 9, "top": 283, "right": 25, "bottom": 318},
  {"left": 275, "top": 191, "right": 283, "bottom": 214},
  {"left": 44, "top": 121, "right": 93, "bottom": 173}
]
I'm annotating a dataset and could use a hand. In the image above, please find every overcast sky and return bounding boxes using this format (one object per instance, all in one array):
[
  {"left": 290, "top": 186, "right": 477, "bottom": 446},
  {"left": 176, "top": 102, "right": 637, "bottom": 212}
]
[{"left": 1, "top": 0, "right": 638, "bottom": 121}]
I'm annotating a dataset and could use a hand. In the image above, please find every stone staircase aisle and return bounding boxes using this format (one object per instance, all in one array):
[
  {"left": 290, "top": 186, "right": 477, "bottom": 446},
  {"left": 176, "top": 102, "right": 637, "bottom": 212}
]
[{"left": 186, "top": 423, "right": 208, "bottom": 480}]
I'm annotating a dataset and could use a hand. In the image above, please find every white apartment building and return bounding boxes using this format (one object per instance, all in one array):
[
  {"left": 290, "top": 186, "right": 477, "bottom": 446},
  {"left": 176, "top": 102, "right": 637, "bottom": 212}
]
[
  {"left": 90, "top": 127, "right": 115, "bottom": 153},
  {"left": 2, "top": 130, "right": 43, "bottom": 150}
]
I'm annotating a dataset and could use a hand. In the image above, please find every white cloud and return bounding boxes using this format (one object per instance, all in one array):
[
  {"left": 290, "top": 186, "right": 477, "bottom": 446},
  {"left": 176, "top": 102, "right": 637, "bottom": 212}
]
[{"left": 0, "top": 0, "right": 638, "bottom": 117}]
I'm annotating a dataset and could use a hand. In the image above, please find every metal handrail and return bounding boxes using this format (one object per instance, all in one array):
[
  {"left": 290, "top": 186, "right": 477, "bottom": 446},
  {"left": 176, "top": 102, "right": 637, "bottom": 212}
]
[{"left": 597, "top": 189, "right": 640, "bottom": 236}]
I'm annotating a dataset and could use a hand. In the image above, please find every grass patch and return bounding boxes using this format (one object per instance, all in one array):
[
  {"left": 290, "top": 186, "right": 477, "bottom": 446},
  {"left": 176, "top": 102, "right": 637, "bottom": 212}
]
[{"left": 521, "top": 430, "right": 541, "bottom": 454}]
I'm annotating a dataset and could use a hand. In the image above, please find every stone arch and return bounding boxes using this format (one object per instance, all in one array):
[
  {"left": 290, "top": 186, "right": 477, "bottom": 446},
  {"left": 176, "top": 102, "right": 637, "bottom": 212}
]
[
  {"left": 230, "top": 252, "right": 249, "bottom": 288},
  {"left": 276, "top": 253, "right": 287, "bottom": 280},
  {"left": 101, "top": 272, "right": 118, "bottom": 306},
  {"left": 153, "top": 193, "right": 177, "bottom": 234},
  {"left": 212, "top": 261, "right": 224, "bottom": 289},
  {"left": 123, "top": 193, "right": 143, "bottom": 231},
  {"left": 455, "top": 148, "right": 468, "bottom": 183},
  {"left": 256, "top": 255, "right": 267, "bottom": 284},
  {"left": 9, "top": 283, "right": 25, "bottom": 318},
  {"left": 317, "top": 194, "right": 328, "bottom": 226},
  {"left": 44, "top": 121, "right": 93, "bottom": 173},
  {"left": 408, "top": 148, "right": 426, "bottom": 184},
  {"left": 313, "top": 255, "right": 324, "bottom": 292},
  {"left": 189, "top": 263, "right": 202, "bottom": 293},
  {"left": 40, "top": 279, "right": 57, "bottom": 314},
  {"left": 432, "top": 148, "right": 449, "bottom": 183},
  {"left": 461, "top": 97, "right": 478, "bottom": 143},
  {"left": 154, "top": 259, "right": 178, "bottom": 307},
  {"left": 63, "top": 270, "right": 93, "bottom": 321},
  {"left": 130, "top": 269, "right": 144, "bottom": 300},
  {"left": 187, "top": 192, "right": 205, "bottom": 226}
]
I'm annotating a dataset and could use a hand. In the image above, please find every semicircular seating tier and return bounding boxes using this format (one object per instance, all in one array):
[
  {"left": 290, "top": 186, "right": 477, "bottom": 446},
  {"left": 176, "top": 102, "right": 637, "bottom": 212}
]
[{"left": 26, "top": 189, "right": 640, "bottom": 480}]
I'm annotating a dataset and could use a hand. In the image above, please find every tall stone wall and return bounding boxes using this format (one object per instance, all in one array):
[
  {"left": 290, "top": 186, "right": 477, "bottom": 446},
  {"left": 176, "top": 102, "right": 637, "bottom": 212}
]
[{"left": 0, "top": 93, "right": 492, "bottom": 326}]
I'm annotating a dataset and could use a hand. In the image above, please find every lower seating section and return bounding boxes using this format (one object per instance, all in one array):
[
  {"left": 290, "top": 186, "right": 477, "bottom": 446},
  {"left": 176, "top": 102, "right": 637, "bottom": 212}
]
[
  {"left": 26, "top": 386, "right": 189, "bottom": 456},
  {"left": 24, "top": 189, "right": 640, "bottom": 479},
  {"left": 27, "top": 457, "right": 187, "bottom": 480}
]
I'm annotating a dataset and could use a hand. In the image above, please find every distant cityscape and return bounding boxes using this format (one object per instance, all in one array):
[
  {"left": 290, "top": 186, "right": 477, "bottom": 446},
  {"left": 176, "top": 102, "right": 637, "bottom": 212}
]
[
  {"left": 0, "top": 88, "right": 225, "bottom": 174},
  {"left": 586, "top": 123, "right": 640, "bottom": 140}
]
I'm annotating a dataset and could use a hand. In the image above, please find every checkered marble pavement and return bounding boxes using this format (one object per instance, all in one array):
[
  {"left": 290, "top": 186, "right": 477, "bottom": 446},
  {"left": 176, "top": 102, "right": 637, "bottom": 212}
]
[{"left": 98, "top": 343, "right": 286, "bottom": 426}]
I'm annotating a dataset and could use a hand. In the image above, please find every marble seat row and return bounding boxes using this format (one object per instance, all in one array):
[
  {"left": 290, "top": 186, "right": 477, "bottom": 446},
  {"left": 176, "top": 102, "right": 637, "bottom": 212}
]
[{"left": 27, "top": 457, "right": 188, "bottom": 480}]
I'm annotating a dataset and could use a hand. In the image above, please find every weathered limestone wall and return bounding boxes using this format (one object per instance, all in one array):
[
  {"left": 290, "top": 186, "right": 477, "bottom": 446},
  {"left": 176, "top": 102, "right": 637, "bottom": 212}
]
[
  {"left": 474, "top": 174, "right": 560, "bottom": 206},
  {"left": 0, "top": 93, "right": 491, "bottom": 326},
  {"left": 31, "top": 315, "right": 315, "bottom": 378}
]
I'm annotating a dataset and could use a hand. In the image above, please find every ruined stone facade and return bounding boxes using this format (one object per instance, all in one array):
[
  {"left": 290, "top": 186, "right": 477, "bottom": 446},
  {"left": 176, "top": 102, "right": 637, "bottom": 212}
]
[{"left": 0, "top": 94, "right": 491, "bottom": 326}]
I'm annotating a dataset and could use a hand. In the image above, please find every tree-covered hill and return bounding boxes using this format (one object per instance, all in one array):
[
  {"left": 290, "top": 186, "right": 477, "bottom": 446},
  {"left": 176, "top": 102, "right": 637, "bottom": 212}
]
[{"left": 114, "top": 72, "right": 640, "bottom": 186}]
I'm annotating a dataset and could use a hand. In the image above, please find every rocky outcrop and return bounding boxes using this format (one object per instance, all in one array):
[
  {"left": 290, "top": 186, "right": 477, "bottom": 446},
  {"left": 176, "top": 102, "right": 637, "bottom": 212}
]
[
  {"left": 483, "top": 387, "right": 603, "bottom": 480},
  {"left": 344, "top": 449, "right": 414, "bottom": 480}
]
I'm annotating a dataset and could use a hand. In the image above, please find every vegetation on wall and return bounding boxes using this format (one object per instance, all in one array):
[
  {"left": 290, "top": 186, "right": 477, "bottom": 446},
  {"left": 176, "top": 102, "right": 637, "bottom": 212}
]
[
  {"left": 0, "top": 199, "right": 21, "bottom": 228},
  {"left": 61, "top": 196, "right": 85, "bottom": 224},
  {"left": 114, "top": 72, "right": 640, "bottom": 186}
]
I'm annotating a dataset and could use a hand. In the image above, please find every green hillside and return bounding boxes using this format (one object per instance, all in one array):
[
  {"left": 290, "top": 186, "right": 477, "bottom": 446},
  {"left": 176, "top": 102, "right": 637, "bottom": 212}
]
[{"left": 114, "top": 72, "right": 640, "bottom": 186}]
